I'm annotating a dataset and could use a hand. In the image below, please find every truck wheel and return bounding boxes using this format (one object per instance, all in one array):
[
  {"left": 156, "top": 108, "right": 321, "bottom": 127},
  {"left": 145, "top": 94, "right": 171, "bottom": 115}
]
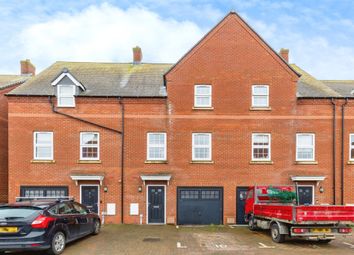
[
  {"left": 248, "top": 216, "right": 257, "bottom": 231},
  {"left": 318, "top": 239, "right": 332, "bottom": 244},
  {"left": 270, "top": 223, "right": 285, "bottom": 243}
]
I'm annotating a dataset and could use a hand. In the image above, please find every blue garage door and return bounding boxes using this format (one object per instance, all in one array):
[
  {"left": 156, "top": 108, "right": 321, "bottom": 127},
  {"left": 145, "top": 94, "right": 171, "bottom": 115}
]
[{"left": 177, "top": 187, "right": 223, "bottom": 225}]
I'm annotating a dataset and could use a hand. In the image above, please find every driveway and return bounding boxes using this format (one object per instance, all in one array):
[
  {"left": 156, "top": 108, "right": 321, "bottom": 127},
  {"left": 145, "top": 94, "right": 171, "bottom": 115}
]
[{"left": 12, "top": 225, "right": 354, "bottom": 255}]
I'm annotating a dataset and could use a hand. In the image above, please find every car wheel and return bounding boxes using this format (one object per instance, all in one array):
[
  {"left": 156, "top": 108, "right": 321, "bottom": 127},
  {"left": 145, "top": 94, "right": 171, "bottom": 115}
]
[
  {"left": 248, "top": 215, "right": 257, "bottom": 231},
  {"left": 48, "top": 231, "right": 66, "bottom": 255},
  {"left": 270, "top": 223, "right": 285, "bottom": 243},
  {"left": 92, "top": 220, "right": 101, "bottom": 235}
]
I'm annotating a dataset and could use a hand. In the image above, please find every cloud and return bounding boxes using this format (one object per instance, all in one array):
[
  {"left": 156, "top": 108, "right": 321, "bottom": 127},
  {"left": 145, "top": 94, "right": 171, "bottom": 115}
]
[{"left": 14, "top": 3, "right": 206, "bottom": 72}]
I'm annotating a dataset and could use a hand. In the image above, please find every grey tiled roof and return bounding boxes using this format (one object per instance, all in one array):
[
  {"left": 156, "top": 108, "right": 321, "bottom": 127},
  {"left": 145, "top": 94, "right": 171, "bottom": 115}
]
[
  {"left": 321, "top": 81, "right": 354, "bottom": 98},
  {"left": 9, "top": 61, "right": 172, "bottom": 97},
  {"left": 0, "top": 75, "right": 30, "bottom": 90}
]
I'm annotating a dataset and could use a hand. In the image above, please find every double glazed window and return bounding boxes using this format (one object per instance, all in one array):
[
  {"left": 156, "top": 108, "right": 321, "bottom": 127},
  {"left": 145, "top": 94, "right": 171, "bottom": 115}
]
[
  {"left": 252, "top": 85, "right": 269, "bottom": 108},
  {"left": 33, "top": 132, "right": 53, "bottom": 160},
  {"left": 194, "top": 85, "right": 212, "bottom": 108},
  {"left": 20, "top": 186, "right": 68, "bottom": 199},
  {"left": 350, "top": 134, "right": 354, "bottom": 161},
  {"left": 80, "top": 132, "right": 99, "bottom": 160},
  {"left": 57, "top": 85, "right": 75, "bottom": 107},
  {"left": 147, "top": 133, "right": 167, "bottom": 161},
  {"left": 252, "top": 133, "right": 271, "bottom": 161},
  {"left": 296, "top": 134, "right": 315, "bottom": 161},
  {"left": 192, "top": 133, "right": 212, "bottom": 161}
]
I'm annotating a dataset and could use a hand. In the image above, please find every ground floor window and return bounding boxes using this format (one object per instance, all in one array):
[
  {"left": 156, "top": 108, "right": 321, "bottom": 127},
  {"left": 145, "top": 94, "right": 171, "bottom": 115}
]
[{"left": 20, "top": 186, "right": 68, "bottom": 199}]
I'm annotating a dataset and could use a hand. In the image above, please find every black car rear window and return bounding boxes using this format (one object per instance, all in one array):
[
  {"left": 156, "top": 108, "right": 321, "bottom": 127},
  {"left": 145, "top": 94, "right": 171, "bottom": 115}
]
[{"left": 0, "top": 206, "right": 42, "bottom": 219}]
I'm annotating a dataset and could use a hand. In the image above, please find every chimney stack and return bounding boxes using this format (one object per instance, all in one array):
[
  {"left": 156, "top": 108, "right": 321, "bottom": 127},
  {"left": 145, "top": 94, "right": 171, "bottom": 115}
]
[
  {"left": 20, "top": 59, "right": 36, "bottom": 76},
  {"left": 279, "top": 48, "right": 289, "bottom": 62},
  {"left": 133, "top": 46, "right": 142, "bottom": 64}
]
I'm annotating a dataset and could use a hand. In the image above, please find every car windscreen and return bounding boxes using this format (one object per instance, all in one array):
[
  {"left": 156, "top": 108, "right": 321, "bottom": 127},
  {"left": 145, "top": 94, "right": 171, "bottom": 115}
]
[{"left": 0, "top": 206, "right": 42, "bottom": 220}]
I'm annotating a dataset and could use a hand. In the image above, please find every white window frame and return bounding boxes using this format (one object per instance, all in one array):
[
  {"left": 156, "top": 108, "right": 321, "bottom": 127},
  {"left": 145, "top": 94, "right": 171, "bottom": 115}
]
[
  {"left": 192, "top": 133, "right": 212, "bottom": 161},
  {"left": 57, "top": 84, "right": 76, "bottom": 107},
  {"left": 296, "top": 133, "right": 315, "bottom": 161},
  {"left": 80, "top": 132, "right": 100, "bottom": 160},
  {"left": 194, "top": 85, "right": 212, "bottom": 108},
  {"left": 147, "top": 132, "right": 167, "bottom": 161},
  {"left": 33, "top": 132, "right": 53, "bottom": 160},
  {"left": 349, "top": 134, "right": 354, "bottom": 161},
  {"left": 252, "top": 85, "right": 269, "bottom": 108},
  {"left": 251, "top": 133, "right": 271, "bottom": 161}
]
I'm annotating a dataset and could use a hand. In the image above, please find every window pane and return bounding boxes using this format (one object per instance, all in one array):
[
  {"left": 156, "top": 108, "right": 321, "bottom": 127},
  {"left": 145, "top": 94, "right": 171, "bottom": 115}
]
[
  {"left": 194, "top": 134, "right": 210, "bottom": 145},
  {"left": 82, "top": 133, "right": 98, "bottom": 145},
  {"left": 36, "top": 146, "right": 52, "bottom": 158},
  {"left": 149, "top": 134, "right": 164, "bottom": 145},
  {"left": 149, "top": 147, "right": 164, "bottom": 159},
  {"left": 196, "top": 86, "right": 211, "bottom": 95},
  {"left": 253, "top": 86, "right": 268, "bottom": 95},
  {"left": 59, "top": 97, "right": 74, "bottom": 106},
  {"left": 351, "top": 149, "right": 354, "bottom": 159},
  {"left": 253, "top": 96, "right": 268, "bottom": 107},
  {"left": 297, "top": 148, "right": 313, "bottom": 160},
  {"left": 36, "top": 133, "right": 52, "bottom": 144},
  {"left": 194, "top": 148, "right": 210, "bottom": 159},
  {"left": 59, "top": 85, "right": 74, "bottom": 95},
  {"left": 196, "top": 96, "right": 211, "bottom": 106},
  {"left": 297, "top": 135, "right": 312, "bottom": 146},
  {"left": 253, "top": 135, "right": 269, "bottom": 145},
  {"left": 82, "top": 147, "right": 98, "bottom": 158}
]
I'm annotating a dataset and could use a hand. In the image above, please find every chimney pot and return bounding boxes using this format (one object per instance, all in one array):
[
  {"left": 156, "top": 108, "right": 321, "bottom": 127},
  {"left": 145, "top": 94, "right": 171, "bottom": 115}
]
[
  {"left": 20, "top": 59, "right": 36, "bottom": 76},
  {"left": 133, "top": 46, "right": 142, "bottom": 64},
  {"left": 279, "top": 48, "right": 289, "bottom": 62}
]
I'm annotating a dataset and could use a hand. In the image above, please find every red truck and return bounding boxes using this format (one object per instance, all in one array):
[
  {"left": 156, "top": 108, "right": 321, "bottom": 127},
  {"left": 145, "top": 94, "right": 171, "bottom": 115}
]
[{"left": 244, "top": 185, "right": 354, "bottom": 243}]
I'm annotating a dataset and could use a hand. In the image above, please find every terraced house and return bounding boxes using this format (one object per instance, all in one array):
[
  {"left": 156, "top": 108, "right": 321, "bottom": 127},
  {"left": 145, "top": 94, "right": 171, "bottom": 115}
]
[{"left": 6, "top": 12, "right": 354, "bottom": 225}]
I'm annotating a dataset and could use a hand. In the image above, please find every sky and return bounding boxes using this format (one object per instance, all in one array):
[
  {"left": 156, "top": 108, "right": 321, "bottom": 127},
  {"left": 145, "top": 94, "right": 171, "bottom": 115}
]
[{"left": 0, "top": 0, "right": 353, "bottom": 79}]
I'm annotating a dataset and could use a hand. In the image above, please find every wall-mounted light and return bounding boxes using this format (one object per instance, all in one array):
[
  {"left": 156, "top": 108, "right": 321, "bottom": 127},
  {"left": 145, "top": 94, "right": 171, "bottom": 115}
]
[
  {"left": 319, "top": 186, "right": 324, "bottom": 193},
  {"left": 138, "top": 186, "right": 142, "bottom": 193},
  {"left": 104, "top": 186, "right": 108, "bottom": 193}
]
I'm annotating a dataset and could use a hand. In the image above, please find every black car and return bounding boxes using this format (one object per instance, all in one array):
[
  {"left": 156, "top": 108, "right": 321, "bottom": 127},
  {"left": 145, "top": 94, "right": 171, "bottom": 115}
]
[{"left": 0, "top": 199, "right": 101, "bottom": 255}]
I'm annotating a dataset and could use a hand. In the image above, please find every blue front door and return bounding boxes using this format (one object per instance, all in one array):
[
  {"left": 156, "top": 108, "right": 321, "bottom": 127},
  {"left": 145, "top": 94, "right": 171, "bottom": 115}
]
[{"left": 148, "top": 186, "right": 165, "bottom": 224}]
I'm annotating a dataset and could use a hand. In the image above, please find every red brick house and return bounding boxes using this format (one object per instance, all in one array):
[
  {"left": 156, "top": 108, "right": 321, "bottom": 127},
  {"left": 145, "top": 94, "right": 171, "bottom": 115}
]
[
  {"left": 6, "top": 12, "right": 354, "bottom": 224},
  {"left": 0, "top": 59, "right": 35, "bottom": 203}
]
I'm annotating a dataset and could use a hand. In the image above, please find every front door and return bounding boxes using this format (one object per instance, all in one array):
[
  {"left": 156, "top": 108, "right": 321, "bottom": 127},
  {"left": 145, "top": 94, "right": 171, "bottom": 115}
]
[
  {"left": 81, "top": 185, "right": 99, "bottom": 214},
  {"left": 148, "top": 186, "right": 165, "bottom": 224},
  {"left": 297, "top": 186, "right": 314, "bottom": 205},
  {"left": 236, "top": 187, "right": 248, "bottom": 224}
]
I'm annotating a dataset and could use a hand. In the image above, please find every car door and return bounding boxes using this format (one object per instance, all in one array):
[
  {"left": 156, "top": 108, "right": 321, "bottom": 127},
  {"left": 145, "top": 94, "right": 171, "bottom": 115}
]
[
  {"left": 57, "top": 202, "right": 80, "bottom": 241},
  {"left": 72, "top": 203, "right": 91, "bottom": 235}
]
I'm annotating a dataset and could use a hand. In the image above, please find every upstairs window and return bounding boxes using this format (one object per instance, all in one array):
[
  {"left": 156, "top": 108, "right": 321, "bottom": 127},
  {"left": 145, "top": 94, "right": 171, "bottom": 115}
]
[
  {"left": 57, "top": 85, "right": 75, "bottom": 107},
  {"left": 80, "top": 132, "right": 99, "bottom": 160},
  {"left": 296, "top": 133, "right": 315, "bottom": 161},
  {"left": 147, "top": 133, "right": 167, "bottom": 161},
  {"left": 252, "top": 133, "right": 271, "bottom": 161},
  {"left": 33, "top": 132, "right": 53, "bottom": 160},
  {"left": 192, "top": 133, "right": 212, "bottom": 161},
  {"left": 252, "top": 85, "right": 269, "bottom": 108},
  {"left": 194, "top": 85, "right": 212, "bottom": 108},
  {"left": 350, "top": 134, "right": 354, "bottom": 161}
]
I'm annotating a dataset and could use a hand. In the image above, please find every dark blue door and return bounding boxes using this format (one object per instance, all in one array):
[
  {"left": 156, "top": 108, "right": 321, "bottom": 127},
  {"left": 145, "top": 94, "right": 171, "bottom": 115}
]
[
  {"left": 177, "top": 187, "right": 223, "bottom": 225},
  {"left": 148, "top": 186, "right": 165, "bottom": 223},
  {"left": 81, "top": 186, "right": 99, "bottom": 214},
  {"left": 236, "top": 187, "right": 248, "bottom": 224}
]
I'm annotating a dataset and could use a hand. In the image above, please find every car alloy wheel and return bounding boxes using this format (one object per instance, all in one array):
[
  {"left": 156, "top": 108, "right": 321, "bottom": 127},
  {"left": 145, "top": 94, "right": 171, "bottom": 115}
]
[
  {"left": 93, "top": 220, "right": 101, "bottom": 235},
  {"left": 52, "top": 232, "right": 65, "bottom": 254}
]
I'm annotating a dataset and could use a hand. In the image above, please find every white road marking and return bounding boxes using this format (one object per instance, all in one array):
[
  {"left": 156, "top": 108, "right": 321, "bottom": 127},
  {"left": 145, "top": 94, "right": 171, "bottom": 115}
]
[
  {"left": 177, "top": 242, "right": 187, "bottom": 249},
  {"left": 258, "top": 242, "right": 275, "bottom": 249},
  {"left": 343, "top": 242, "right": 354, "bottom": 248}
]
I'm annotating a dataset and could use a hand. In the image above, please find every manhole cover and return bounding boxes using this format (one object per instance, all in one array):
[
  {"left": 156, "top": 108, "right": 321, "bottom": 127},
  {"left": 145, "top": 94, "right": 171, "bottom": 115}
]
[{"left": 143, "top": 237, "right": 161, "bottom": 242}]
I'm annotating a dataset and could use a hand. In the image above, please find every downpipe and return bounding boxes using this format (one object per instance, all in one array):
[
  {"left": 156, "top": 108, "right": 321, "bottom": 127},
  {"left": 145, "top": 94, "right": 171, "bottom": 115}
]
[
  {"left": 341, "top": 98, "right": 348, "bottom": 205},
  {"left": 330, "top": 99, "right": 336, "bottom": 205}
]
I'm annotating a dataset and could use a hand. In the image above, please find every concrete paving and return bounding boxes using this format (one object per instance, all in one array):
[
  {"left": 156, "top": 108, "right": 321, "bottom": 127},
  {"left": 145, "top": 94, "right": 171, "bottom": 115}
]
[{"left": 11, "top": 224, "right": 354, "bottom": 255}]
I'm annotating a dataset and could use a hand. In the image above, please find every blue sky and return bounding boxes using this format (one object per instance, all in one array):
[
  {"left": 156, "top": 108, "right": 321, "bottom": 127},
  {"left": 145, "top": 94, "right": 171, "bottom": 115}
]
[{"left": 0, "top": 0, "right": 354, "bottom": 79}]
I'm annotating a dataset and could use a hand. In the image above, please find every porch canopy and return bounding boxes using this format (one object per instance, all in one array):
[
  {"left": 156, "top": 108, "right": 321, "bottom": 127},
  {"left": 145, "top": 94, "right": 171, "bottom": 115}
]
[
  {"left": 70, "top": 172, "right": 105, "bottom": 186},
  {"left": 140, "top": 173, "right": 172, "bottom": 185},
  {"left": 290, "top": 175, "right": 326, "bottom": 185}
]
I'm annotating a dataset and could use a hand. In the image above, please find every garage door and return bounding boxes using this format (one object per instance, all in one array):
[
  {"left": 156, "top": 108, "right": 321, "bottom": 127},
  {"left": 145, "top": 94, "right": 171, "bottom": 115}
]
[{"left": 177, "top": 187, "right": 223, "bottom": 225}]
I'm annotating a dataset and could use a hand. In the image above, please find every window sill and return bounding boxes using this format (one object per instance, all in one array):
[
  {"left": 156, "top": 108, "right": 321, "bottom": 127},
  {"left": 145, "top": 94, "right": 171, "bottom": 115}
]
[
  {"left": 249, "top": 107, "right": 271, "bottom": 111},
  {"left": 78, "top": 160, "right": 101, "bottom": 164},
  {"left": 295, "top": 161, "right": 318, "bottom": 165},
  {"left": 250, "top": 160, "right": 273, "bottom": 165},
  {"left": 190, "top": 160, "right": 214, "bottom": 164},
  {"left": 347, "top": 161, "right": 354, "bottom": 165},
  {"left": 145, "top": 160, "right": 168, "bottom": 164},
  {"left": 31, "top": 160, "right": 55, "bottom": 164},
  {"left": 192, "top": 106, "right": 214, "bottom": 111}
]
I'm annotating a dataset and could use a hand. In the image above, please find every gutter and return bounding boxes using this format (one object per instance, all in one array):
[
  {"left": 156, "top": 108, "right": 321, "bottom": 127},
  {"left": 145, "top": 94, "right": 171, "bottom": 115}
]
[
  {"left": 341, "top": 98, "right": 348, "bottom": 205},
  {"left": 330, "top": 98, "right": 336, "bottom": 205}
]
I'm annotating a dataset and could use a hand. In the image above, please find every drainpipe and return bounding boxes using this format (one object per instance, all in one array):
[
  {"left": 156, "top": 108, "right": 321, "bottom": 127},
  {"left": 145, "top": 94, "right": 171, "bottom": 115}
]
[
  {"left": 118, "top": 98, "right": 125, "bottom": 224},
  {"left": 330, "top": 98, "right": 336, "bottom": 205},
  {"left": 341, "top": 98, "right": 348, "bottom": 205}
]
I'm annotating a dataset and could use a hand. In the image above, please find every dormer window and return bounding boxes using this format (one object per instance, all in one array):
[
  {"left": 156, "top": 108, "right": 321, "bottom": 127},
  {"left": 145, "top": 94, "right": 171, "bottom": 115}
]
[
  {"left": 57, "top": 85, "right": 75, "bottom": 107},
  {"left": 51, "top": 68, "right": 85, "bottom": 108}
]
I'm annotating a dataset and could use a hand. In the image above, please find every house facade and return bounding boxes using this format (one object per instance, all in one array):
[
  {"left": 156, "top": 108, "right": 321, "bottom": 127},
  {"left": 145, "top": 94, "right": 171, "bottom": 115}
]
[
  {"left": 0, "top": 59, "right": 35, "bottom": 203},
  {"left": 6, "top": 12, "right": 354, "bottom": 224}
]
